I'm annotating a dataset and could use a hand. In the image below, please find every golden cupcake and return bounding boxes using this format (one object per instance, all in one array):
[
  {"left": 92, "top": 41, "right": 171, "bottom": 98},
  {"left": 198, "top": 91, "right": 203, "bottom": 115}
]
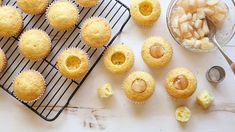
[
  {"left": 18, "top": 29, "right": 51, "bottom": 61},
  {"left": 0, "top": 6, "right": 23, "bottom": 37},
  {"left": 47, "top": 1, "right": 79, "bottom": 30},
  {"left": 57, "top": 48, "right": 89, "bottom": 79},
  {"left": 103, "top": 44, "right": 134, "bottom": 74},
  {"left": 76, "top": 0, "right": 98, "bottom": 7},
  {"left": 175, "top": 106, "right": 191, "bottom": 123},
  {"left": 0, "top": 48, "right": 7, "bottom": 72},
  {"left": 123, "top": 71, "right": 155, "bottom": 104},
  {"left": 142, "top": 36, "right": 173, "bottom": 68},
  {"left": 165, "top": 68, "right": 197, "bottom": 99},
  {"left": 16, "top": 0, "right": 48, "bottom": 15},
  {"left": 13, "top": 70, "right": 45, "bottom": 102},
  {"left": 81, "top": 17, "right": 111, "bottom": 48},
  {"left": 130, "top": 0, "right": 161, "bottom": 26}
]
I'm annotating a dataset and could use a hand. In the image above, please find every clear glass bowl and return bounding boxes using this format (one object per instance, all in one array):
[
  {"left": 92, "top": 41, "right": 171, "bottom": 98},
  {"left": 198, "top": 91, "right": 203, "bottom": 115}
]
[{"left": 166, "top": 0, "right": 235, "bottom": 52}]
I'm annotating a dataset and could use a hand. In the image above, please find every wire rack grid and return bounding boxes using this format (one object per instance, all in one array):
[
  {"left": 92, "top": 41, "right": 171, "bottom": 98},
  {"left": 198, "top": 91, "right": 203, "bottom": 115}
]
[{"left": 0, "top": 0, "right": 130, "bottom": 121}]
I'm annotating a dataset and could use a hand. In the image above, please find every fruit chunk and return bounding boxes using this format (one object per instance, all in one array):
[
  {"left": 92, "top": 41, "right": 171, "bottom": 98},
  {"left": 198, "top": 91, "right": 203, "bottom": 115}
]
[
  {"left": 175, "top": 106, "right": 191, "bottom": 123},
  {"left": 196, "top": 90, "right": 214, "bottom": 109},
  {"left": 97, "top": 83, "right": 113, "bottom": 98}
]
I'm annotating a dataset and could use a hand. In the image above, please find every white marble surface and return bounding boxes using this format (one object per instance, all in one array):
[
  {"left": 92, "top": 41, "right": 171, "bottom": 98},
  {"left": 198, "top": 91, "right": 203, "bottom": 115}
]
[{"left": 0, "top": 0, "right": 235, "bottom": 132}]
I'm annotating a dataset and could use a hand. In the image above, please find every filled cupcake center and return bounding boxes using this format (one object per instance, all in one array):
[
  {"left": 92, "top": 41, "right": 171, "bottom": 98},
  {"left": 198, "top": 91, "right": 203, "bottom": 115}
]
[
  {"left": 150, "top": 44, "right": 165, "bottom": 59},
  {"left": 139, "top": 1, "right": 153, "bottom": 16},
  {"left": 131, "top": 79, "right": 147, "bottom": 93},
  {"left": 173, "top": 75, "right": 189, "bottom": 90},
  {"left": 66, "top": 56, "right": 81, "bottom": 70},
  {"left": 111, "top": 52, "right": 126, "bottom": 65}
]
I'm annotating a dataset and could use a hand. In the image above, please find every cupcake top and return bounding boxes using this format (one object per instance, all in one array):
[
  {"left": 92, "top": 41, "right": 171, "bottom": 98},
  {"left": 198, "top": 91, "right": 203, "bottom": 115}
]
[
  {"left": 123, "top": 71, "right": 155, "bottom": 103},
  {"left": 175, "top": 106, "right": 191, "bottom": 123},
  {"left": 0, "top": 6, "right": 23, "bottom": 37},
  {"left": 57, "top": 48, "right": 89, "bottom": 79},
  {"left": 81, "top": 17, "right": 111, "bottom": 48},
  {"left": 165, "top": 68, "right": 197, "bottom": 98},
  {"left": 76, "top": 0, "right": 98, "bottom": 7},
  {"left": 130, "top": 0, "right": 161, "bottom": 26},
  {"left": 0, "top": 48, "right": 7, "bottom": 72},
  {"left": 47, "top": 1, "right": 79, "bottom": 30},
  {"left": 13, "top": 70, "right": 45, "bottom": 102},
  {"left": 16, "top": 0, "right": 48, "bottom": 15},
  {"left": 142, "top": 36, "right": 173, "bottom": 68},
  {"left": 97, "top": 83, "right": 113, "bottom": 98},
  {"left": 18, "top": 29, "right": 51, "bottom": 61},
  {"left": 103, "top": 44, "right": 134, "bottom": 74}
]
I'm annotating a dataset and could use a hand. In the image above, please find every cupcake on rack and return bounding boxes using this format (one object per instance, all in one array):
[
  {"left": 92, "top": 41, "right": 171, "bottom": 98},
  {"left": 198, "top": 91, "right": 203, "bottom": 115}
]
[
  {"left": 16, "top": 0, "right": 48, "bottom": 15},
  {"left": 0, "top": 6, "right": 23, "bottom": 37},
  {"left": 165, "top": 68, "right": 197, "bottom": 99},
  {"left": 142, "top": 36, "right": 173, "bottom": 68},
  {"left": 123, "top": 71, "right": 155, "bottom": 104},
  {"left": 0, "top": 48, "right": 7, "bottom": 72},
  {"left": 46, "top": 0, "right": 79, "bottom": 30},
  {"left": 13, "top": 70, "right": 46, "bottom": 103},
  {"left": 76, "top": 0, "right": 99, "bottom": 7},
  {"left": 18, "top": 29, "right": 51, "bottom": 61},
  {"left": 81, "top": 17, "right": 112, "bottom": 48},
  {"left": 57, "top": 48, "right": 89, "bottom": 79},
  {"left": 103, "top": 44, "right": 134, "bottom": 74}
]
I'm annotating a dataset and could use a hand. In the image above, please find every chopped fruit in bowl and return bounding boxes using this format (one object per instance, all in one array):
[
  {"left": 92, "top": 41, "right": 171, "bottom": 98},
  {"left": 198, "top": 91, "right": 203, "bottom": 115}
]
[{"left": 167, "top": 0, "right": 235, "bottom": 52}]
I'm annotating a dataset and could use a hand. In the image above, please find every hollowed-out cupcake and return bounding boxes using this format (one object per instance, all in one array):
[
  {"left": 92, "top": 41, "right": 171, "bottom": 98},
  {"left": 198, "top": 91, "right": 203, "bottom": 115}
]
[
  {"left": 103, "top": 44, "right": 134, "bottom": 74},
  {"left": 81, "top": 17, "right": 112, "bottom": 48},
  {"left": 13, "top": 70, "right": 46, "bottom": 103},
  {"left": 123, "top": 71, "right": 155, "bottom": 104},
  {"left": 76, "top": 0, "right": 99, "bottom": 7},
  {"left": 16, "top": 0, "right": 48, "bottom": 15},
  {"left": 0, "top": 48, "right": 7, "bottom": 72},
  {"left": 130, "top": 0, "right": 161, "bottom": 26},
  {"left": 47, "top": 0, "right": 79, "bottom": 30},
  {"left": 18, "top": 29, "right": 51, "bottom": 61},
  {"left": 57, "top": 48, "right": 89, "bottom": 79},
  {"left": 142, "top": 36, "right": 173, "bottom": 68},
  {"left": 165, "top": 68, "right": 197, "bottom": 99},
  {"left": 0, "top": 6, "right": 23, "bottom": 37}
]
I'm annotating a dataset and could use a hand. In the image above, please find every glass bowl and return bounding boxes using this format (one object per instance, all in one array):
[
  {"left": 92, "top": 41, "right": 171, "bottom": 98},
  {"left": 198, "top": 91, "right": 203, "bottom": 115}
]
[{"left": 166, "top": 0, "right": 235, "bottom": 52}]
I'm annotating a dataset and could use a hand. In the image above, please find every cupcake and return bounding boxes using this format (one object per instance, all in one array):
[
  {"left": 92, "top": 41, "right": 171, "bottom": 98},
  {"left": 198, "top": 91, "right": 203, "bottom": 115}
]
[
  {"left": 175, "top": 106, "right": 191, "bottom": 123},
  {"left": 13, "top": 70, "right": 46, "bottom": 103},
  {"left": 76, "top": 0, "right": 99, "bottom": 7},
  {"left": 130, "top": 0, "right": 161, "bottom": 26},
  {"left": 123, "top": 71, "right": 155, "bottom": 104},
  {"left": 18, "top": 29, "right": 51, "bottom": 61},
  {"left": 47, "top": 0, "right": 79, "bottom": 30},
  {"left": 16, "top": 0, "right": 48, "bottom": 15},
  {"left": 0, "top": 6, "right": 23, "bottom": 37},
  {"left": 103, "top": 44, "right": 134, "bottom": 74},
  {"left": 165, "top": 68, "right": 197, "bottom": 99},
  {"left": 57, "top": 48, "right": 89, "bottom": 79},
  {"left": 0, "top": 48, "right": 7, "bottom": 72},
  {"left": 81, "top": 17, "right": 111, "bottom": 48},
  {"left": 141, "top": 36, "right": 173, "bottom": 68}
]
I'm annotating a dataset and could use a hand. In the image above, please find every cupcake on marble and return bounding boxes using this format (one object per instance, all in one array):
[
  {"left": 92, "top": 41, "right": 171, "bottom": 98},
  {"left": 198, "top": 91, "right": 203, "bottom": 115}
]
[
  {"left": 165, "top": 68, "right": 197, "bottom": 99},
  {"left": 0, "top": 48, "right": 7, "bottom": 72},
  {"left": 81, "top": 17, "right": 111, "bottom": 48},
  {"left": 47, "top": 0, "right": 79, "bottom": 30},
  {"left": 76, "top": 0, "right": 99, "bottom": 7},
  {"left": 103, "top": 44, "right": 134, "bottom": 74},
  {"left": 130, "top": 0, "right": 161, "bottom": 26},
  {"left": 0, "top": 6, "right": 23, "bottom": 37},
  {"left": 16, "top": 0, "right": 48, "bottom": 15},
  {"left": 18, "top": 29, "right": 51, "bottom": 61},
  {"left": 57, "top": 48, "right": 89, "bottom": 79},
  {"left": 142, "top": 36, "right": 173, "bottom": 68},
  {"left": 123, "top": 71, "right": 155, "bottom": 104},
  {"left": 13, "top": 70, "right": 46, "bottom": 103}
]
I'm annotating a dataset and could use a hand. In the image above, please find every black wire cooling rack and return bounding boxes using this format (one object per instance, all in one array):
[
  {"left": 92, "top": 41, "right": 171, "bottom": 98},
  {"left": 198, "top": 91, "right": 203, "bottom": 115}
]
[{"left": 0, "top": 0, "right": 130, "bottom": 121}]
